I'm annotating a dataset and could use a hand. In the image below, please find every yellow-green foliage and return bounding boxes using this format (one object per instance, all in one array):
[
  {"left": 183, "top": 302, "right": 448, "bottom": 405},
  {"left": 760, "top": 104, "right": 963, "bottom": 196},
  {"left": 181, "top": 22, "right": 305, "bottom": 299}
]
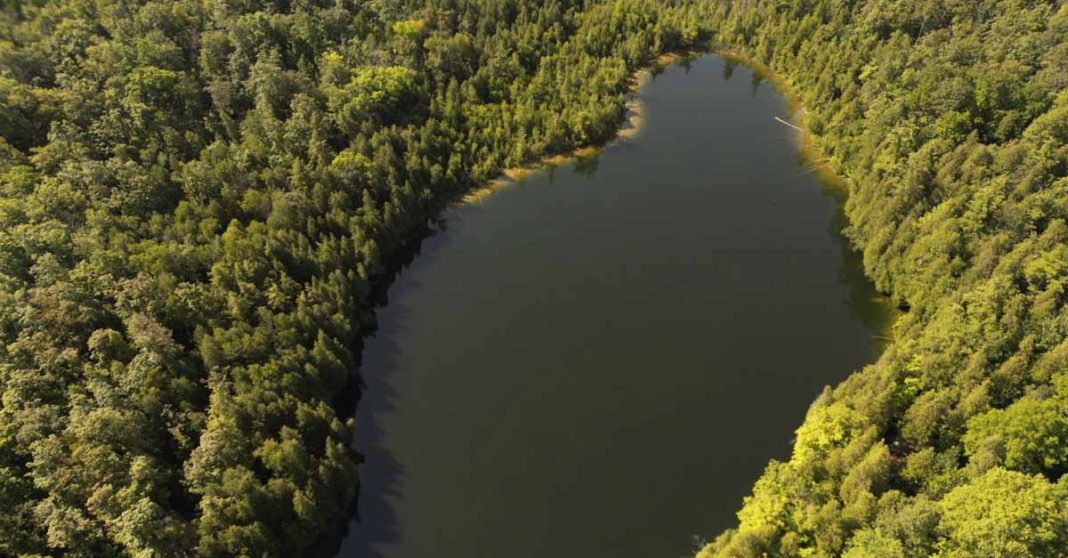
[
  {"left": 702, "top": 1, "right": 1068, "bottom": 557},
  {"left": 937, "top": 468, "right": 1067, "bottom": 558}
]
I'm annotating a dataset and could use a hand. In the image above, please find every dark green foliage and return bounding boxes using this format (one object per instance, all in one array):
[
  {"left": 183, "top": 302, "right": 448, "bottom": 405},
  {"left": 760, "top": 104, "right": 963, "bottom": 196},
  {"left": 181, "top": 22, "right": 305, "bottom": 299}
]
[{"left": 0, "top": 0, "right": 706, "bottom": 555}]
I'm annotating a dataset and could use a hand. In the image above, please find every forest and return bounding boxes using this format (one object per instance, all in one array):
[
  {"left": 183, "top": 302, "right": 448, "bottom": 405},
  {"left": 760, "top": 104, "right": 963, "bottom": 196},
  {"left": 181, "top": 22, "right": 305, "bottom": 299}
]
[
  {"left": 0, "top": 0, "right": 1065, "bottom": 557},
  {"left": 0, "top": 0, "right": 708, "bottom": 555}
]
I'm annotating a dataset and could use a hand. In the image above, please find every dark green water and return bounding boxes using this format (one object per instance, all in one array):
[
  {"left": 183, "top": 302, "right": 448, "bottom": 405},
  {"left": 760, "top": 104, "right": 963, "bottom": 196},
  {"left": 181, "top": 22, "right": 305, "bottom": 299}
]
[{"left": 337, "top": 56, "right": 892, "bottom": 558}]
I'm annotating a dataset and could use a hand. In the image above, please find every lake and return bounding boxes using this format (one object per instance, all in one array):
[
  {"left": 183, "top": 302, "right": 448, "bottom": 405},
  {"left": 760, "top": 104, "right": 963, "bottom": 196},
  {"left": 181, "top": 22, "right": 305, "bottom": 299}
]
[{"left": 336, "top": 55, "right": 892, "bottom": 558}]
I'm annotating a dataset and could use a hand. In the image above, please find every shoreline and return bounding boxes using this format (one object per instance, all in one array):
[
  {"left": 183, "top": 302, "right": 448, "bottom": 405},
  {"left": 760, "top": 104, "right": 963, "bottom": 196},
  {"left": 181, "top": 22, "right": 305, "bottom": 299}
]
[
  {"left": 714, "top": 48, "right": 849, "bottom": 194},
  {"left": 715, "top": 47, "right": 902, "bottom": 342},
  {"left": 455, "top": 46, "right": 900, "bottom": 344},
  {"left": 458, "top": 47, "right": 840, "bottom": 207},
  {"left": 459, "top": 51, "right": 691, "bottom": 206}
]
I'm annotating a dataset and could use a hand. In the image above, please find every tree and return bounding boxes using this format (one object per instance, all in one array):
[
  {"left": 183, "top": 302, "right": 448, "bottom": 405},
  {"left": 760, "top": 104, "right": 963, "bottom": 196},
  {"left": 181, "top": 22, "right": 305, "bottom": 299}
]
[{"left": 936, "top": 468, "right": 1067, "bottom": 558}]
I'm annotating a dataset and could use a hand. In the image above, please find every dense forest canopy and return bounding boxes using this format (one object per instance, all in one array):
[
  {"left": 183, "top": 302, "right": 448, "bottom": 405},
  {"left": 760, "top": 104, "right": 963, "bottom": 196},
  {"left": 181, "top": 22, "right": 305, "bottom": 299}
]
[
  {"left": 0, "top": 0, "right": 1066, "bottom": 557},
  {"left": 0, "top": 0, "right": 706, "bottom": 555}
]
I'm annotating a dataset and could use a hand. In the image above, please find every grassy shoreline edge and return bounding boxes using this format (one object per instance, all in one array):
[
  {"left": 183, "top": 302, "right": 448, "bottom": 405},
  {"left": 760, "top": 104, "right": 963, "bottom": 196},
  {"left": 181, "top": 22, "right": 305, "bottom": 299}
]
[{"left": 459, "top": 51, "right": 692, "bottom": 206}]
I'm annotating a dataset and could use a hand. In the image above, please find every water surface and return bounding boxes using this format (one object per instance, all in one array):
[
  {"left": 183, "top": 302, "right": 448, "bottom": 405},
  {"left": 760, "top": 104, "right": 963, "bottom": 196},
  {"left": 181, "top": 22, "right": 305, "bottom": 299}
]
[{"left": 338, "top": 55, "right": 891, "bottom": 558}]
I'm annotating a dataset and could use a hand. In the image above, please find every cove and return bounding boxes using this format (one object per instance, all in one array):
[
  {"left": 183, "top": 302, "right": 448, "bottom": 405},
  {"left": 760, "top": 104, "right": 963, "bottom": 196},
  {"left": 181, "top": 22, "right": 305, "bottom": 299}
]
[{"left": 336, "top": 55, "right": 893, "bottom": 558}]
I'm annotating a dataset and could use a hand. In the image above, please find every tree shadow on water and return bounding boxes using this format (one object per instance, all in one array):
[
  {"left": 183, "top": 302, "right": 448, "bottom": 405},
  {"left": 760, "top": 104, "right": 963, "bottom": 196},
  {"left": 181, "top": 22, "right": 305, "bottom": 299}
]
[
  {"left": 798, "top": 150, "right": 897, "bottom": 354},
  {"left": 572, "top": 151, "right": 601, "bottom": 177},
  {"left": 311, "top": 215, "right": 459, "bottom": 558},
  {"left": 750, "top": 71, "right": 765, "bottom": 97},
  {"left": 335, "top": 330, "right": 407, "bottom": 558}
]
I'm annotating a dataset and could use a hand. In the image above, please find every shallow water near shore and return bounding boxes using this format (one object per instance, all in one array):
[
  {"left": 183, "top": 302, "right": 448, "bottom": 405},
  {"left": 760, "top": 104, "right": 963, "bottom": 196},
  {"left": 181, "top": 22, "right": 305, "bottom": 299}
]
[{"left": 335, "top": 55, "right": 893, "bottom": 558}]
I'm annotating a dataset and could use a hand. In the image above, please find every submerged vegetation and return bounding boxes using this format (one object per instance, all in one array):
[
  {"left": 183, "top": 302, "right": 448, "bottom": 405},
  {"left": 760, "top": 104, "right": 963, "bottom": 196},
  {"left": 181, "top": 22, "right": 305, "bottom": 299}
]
[{"left": 0, "top": 0, "right": 1065, "bottom": 556}]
